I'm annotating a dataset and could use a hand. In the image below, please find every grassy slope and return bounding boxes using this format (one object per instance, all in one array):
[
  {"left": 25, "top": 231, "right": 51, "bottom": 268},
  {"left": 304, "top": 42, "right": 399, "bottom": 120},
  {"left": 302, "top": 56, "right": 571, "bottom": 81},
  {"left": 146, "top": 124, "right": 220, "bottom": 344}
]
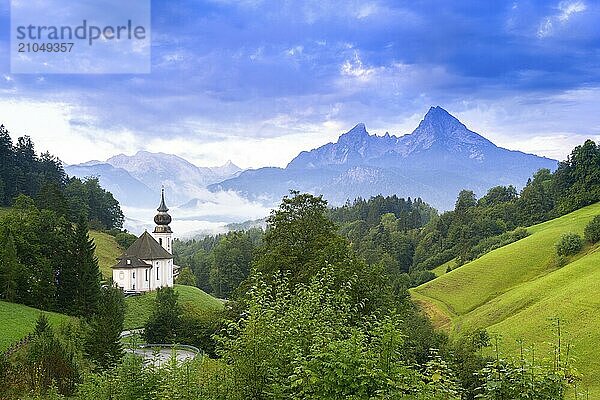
[
  {"left": 432, "top": 259, "right": 456, "bottom": 277},
  {"left": 0, "top": 301, "right": 71, "bottom": 351},
  {"left": 90, "top": 230, "right": 123, "bottom": 280},
  {"left": 411, "top": 202, "right": 600, "bottom": 394},
  {"left": 124, "top": 284, "right": 225, "bottom": 329}
]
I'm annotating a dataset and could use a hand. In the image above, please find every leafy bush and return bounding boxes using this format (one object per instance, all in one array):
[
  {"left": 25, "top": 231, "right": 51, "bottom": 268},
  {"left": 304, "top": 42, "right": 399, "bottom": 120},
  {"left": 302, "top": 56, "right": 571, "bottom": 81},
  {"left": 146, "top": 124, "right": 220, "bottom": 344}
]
[
  {"left": 417, "top": 248, "right": 456, "bottom": 271},
  {"left": 410, "top": 270, "right": 437, "bottom": 286},
  {"left": 584, "top": 215, "right": 600, "bottom": 244},
  {"left": 461, "top": 227, "right": 529, "bottom": 264},
  {"left": 114, "top": 232, "right": 138, "bottom": 249},
  {"left": 555, "top": 232, "right": 583, "bottom": 257}
]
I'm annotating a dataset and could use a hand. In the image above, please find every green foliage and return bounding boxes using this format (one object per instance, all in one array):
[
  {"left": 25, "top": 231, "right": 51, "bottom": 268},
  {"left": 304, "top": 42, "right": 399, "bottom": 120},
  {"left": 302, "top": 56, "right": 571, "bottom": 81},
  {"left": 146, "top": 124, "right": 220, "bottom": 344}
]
[
  {"left": 0, "top": 227, "right": 19, "bottom": 302},
  {"left": 210, "top": 231, "right": 253, "bottom": 298},
  {"left": 329, "top": 194, "right": 437, "bottom": 229},
  {"left": 144, "top": 287, "right": 183, "bottom": 344},
  {"left": 179, "top": 308, "right": 225, "bottom": 357},
  {"left": 553, "top": 140, "right": 600, "bottom": 214},
  {"left": 217, "top": 267, "right": 457, "bottom": 400},
  {"left": 74, "top": 216, "right": 101, "bottom": 318},
  {"left": 584, "top": 215, "right": 600, "bottom": 243},
  {"left": 555, "top": 232, "right": 583, "bottom": 257},
  {"left": 254, "top": 191, "right": 339, "bottom": 285},
  {"left": 0, "top": 125, "right": 123, "bottom": 228},
  {"left": 85, "top": 282, "right": 125, "bottom": 370},
  {"left": 173, "top": 228, "right": 262, "bottom": 295},
  {"left": 3, "top": 314, "right": 80, "bottom": 397},
  {"left": 176, "top": 266, "right": 197, "bottom": 286},
  {"left": 475, "top": 332, "right": 575, "bottom": 400},
  {"left": 114, "top": 231, "right": 138, "bottom": 249}
]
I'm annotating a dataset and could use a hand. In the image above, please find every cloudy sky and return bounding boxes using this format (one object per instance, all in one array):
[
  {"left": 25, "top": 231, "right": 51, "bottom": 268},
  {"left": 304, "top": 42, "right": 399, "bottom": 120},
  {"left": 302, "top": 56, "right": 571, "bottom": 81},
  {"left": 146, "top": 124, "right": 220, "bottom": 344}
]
[{"left": 0, "top": 0, "right": 599, "bottom": 169}]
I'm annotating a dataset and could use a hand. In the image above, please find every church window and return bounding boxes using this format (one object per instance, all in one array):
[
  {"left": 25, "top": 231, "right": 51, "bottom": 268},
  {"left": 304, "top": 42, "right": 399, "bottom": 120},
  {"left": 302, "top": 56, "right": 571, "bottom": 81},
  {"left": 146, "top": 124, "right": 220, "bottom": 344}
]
[
  {"left": 159, "top": 238, "right": 163, "bottom": 246},
  {"left": 157, "top": 266, "right": 160, "bottom": 280},
  {"left": 119, "top": 271, "right": 124, "bottom": 280},
  {"left": 145, "top": 269, "right": 148, "bottom": 281}
]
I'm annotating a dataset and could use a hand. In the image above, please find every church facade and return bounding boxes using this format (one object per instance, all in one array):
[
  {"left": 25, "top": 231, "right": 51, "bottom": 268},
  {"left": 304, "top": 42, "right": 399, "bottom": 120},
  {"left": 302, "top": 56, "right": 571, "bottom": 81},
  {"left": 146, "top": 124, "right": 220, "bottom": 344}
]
[{"left": 112, "top": 189, "right": 175, "bottom": 293}]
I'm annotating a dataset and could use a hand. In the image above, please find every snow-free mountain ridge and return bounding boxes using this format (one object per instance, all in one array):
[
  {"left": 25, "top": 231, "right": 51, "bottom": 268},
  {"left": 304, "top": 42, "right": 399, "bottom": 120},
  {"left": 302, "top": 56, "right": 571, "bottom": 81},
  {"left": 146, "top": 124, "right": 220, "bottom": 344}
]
[
  {"left": 66, "top": 152, "right": 242, "bottom": 208},
  {"left": 210, "top": 106, "right": 557, "bottom": 210}
]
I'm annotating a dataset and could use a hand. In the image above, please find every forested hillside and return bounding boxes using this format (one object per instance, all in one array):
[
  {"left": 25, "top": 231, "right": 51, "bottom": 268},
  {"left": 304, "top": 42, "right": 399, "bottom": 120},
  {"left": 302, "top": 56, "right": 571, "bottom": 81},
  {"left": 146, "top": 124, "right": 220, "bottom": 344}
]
[{"left": 0, "top": 124, "right": 124, "bottom": 229}]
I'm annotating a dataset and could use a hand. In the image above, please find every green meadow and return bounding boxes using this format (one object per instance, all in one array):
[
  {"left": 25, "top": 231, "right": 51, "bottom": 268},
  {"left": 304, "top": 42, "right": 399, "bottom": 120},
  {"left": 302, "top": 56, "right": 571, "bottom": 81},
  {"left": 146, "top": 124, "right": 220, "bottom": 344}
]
[
  {"left": 124, "top": 284, "right": 224, "bottom": 329},
  {"left": 0, "top": 301, "right": 71, "bottom": 351},
  {"left": 412, "top": 202, "right": 600, "bottom": 395}
]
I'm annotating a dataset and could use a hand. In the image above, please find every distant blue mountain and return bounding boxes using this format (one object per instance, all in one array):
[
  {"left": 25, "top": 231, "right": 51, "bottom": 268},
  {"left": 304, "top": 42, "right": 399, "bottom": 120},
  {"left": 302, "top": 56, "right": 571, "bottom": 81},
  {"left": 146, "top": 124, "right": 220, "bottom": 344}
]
[
  {"left": 66, "top": 153, "right": 243, "bottom": 208},
  {"left": 209, "top": 107, "right": 558, "bottom": 210},
  {"left": 65, "top": 163, "right": 157, "bottom": 207}
]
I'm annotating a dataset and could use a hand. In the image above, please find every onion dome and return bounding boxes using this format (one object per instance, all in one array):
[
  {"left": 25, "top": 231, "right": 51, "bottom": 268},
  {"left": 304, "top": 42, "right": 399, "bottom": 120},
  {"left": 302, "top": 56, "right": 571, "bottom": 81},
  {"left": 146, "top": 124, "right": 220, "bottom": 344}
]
[{"left": 153, "top": 188, "right": 172, "bottom": 233}]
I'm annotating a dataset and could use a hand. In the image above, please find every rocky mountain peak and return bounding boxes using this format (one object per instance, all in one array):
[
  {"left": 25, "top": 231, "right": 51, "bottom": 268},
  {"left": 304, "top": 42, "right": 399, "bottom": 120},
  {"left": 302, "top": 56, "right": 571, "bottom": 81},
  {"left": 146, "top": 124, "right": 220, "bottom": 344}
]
[{"left": 338, "top": 123, "right": 369, "bottom": 144}]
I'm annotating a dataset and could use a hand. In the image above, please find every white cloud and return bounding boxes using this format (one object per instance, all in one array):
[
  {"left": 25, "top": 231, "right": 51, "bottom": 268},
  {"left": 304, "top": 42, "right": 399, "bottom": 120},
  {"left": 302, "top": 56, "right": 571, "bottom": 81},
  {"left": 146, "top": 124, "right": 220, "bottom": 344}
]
[
  {"left": 356, "top": 3, "right": 379, "bottom": 19},
  {"left": 0, "top": 99, "right": 141, "bottom": 164},
  {"left": 537, "top": 0, "right": 587, "bottom": 38},
  {"left": 341, "top": 51, "right": 378, "bottom": 82},
  {"left": 558, "top": 0, "right": 587, "bottom": 21}
]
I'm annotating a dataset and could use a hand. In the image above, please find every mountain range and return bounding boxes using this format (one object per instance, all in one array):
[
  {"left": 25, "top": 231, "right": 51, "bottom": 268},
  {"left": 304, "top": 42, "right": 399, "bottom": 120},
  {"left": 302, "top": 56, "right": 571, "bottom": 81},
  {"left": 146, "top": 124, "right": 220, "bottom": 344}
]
[
  {"left": 65, "top": 152, "right": 242, "bottom": 208},
  {"left": 209, "top": 107, "right": 557, "bottom": 210},
  {"left": 67, "top": 107, "right": 558, "bottom": 212}
]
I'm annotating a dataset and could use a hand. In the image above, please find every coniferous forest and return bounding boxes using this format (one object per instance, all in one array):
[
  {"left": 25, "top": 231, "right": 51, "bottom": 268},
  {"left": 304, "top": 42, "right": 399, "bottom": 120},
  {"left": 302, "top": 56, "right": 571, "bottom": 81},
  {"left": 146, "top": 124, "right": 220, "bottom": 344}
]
[{"left": 0, "top": 125, "right": 124, "bottom": 229}]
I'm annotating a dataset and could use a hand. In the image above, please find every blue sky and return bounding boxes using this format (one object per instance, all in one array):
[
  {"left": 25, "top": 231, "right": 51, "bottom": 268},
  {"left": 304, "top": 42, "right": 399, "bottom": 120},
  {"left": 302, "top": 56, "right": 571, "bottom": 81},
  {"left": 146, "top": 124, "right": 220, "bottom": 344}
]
[{"left": 0, "top": 0, "right": 599, "bottom": 168}]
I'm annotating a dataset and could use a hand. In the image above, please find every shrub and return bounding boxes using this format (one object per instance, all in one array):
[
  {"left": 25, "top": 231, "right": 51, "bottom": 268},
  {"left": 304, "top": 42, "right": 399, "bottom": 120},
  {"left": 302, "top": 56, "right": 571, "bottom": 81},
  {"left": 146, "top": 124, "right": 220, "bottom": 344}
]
[
  {"left": 555, "top": 232, "right": 583, "bottom": 257},
  {"left": 461, "top": 227, "right": 529, "bottom": 264},
  {"left": 410, "top": 270, "right": 437, "bottom": 286},
  {"left": 114, "top": 232, "right": 138, "bottom": 249},
  {"left": 584, "top": 215, "right": 600, "bottom": 244}
]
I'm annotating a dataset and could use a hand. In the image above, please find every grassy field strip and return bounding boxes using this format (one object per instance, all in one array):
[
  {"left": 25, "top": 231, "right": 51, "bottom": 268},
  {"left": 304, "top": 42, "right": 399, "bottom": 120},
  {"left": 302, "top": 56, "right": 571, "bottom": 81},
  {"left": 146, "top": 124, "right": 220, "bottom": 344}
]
[
  {"left": 0, "top": 301, "right": 71, "bottom": 351},
  {"left": 90, "top": 230, "right": 123, "bottom": 280}
]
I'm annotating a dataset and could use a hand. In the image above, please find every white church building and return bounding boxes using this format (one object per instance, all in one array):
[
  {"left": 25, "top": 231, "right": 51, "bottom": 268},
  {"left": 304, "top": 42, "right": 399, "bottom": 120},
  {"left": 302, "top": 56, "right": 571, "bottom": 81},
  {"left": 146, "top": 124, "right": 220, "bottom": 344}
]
[{"left": 112, "top": 189, "right": 175, "bottom": 293}]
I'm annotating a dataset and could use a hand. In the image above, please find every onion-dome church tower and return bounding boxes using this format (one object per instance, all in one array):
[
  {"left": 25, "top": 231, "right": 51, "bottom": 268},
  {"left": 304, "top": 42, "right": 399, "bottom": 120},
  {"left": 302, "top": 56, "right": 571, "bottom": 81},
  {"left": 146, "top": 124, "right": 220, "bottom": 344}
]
[
  {"left": 152, "top": 187, "right": 173, "bottom": 253},
  {"left": 111, "top": 188, "right": 175, "bottom": 293}
]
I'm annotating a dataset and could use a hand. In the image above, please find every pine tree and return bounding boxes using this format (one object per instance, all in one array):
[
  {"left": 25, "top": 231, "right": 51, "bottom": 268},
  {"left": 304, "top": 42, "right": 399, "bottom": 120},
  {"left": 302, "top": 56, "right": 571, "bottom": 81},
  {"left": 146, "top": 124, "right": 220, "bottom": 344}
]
[
  {"left": 144, "top": 286, "right": 182, "bottom": 343},
  {"left": 33, "top": 313, "right": 52, "bottom": 336},
  {"left": 85, "top": 282, "right": 125, "bottom": 370},
  {"left": 74, "top": 216, "right": 101, "bottom": 318},
  {"left": 0, "top": 227, "right": 19, "bottom": 302},
  {"left": 55, "top": 220, "right": 78, "bottom": 314}
]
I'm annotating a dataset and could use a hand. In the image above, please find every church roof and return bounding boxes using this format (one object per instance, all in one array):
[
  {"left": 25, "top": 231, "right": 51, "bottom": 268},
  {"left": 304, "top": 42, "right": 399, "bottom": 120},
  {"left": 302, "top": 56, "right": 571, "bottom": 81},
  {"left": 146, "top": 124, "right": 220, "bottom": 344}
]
[
  {"left": 112, "top": 256, "right": 152, "bottom": 269},
  {"left": 118, "top": 231, "right": 172, "bottom": 261}
]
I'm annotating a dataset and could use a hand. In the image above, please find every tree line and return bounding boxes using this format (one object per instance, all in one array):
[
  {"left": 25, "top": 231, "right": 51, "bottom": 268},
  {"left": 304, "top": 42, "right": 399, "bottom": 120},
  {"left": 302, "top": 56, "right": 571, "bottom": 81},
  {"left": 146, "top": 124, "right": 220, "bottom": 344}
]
[
  {"left": 0, "top": 125, "right": 124, "bottom": 229},
  {"left": 0, "top": 197, "right": 102, "bottom": 315},
  {"left": 174, "top": 140, "right": 600, "bottom": 297}
]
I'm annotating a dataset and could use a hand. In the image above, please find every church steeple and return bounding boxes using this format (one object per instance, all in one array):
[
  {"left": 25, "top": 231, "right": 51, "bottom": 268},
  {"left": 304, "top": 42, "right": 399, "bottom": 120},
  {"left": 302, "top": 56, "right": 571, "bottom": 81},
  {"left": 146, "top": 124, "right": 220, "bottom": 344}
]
[
  {"left": 157, "top": 187, "right": 169, "bottom": 212},
  {"left": 153, "top": 187, "right": 172, "bottom": 234}
]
